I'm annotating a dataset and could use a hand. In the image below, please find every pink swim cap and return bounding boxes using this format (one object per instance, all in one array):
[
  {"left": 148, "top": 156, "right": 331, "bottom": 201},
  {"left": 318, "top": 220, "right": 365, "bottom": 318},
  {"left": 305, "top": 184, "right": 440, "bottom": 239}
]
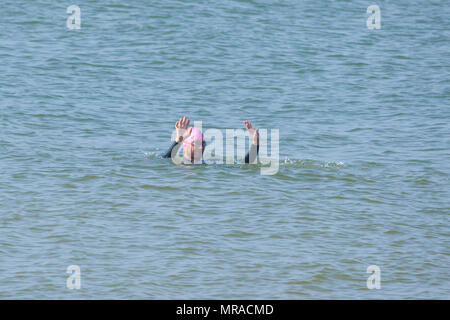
[{"left": 183, "top": 127, "right": 204, "bottom": 147}]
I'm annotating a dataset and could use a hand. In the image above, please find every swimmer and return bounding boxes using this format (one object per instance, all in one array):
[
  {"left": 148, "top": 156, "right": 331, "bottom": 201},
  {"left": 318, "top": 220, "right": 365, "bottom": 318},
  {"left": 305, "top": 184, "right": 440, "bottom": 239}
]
[{"left": 163, "top": 116, "right": 259, "bottom": 163}]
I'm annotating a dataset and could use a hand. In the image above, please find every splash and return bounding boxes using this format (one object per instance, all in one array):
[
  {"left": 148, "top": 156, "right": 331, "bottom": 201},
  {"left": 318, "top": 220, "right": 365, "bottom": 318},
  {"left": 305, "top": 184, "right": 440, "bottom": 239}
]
[{"left": 280, "top": 157, "right": 345, "bottom": 169}]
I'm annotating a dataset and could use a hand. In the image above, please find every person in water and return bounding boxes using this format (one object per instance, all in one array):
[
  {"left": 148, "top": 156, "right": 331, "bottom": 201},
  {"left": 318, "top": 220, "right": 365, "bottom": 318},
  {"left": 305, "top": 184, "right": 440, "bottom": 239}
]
[{"left": 163, "top": 116, "right": 259, "bottom": 164}]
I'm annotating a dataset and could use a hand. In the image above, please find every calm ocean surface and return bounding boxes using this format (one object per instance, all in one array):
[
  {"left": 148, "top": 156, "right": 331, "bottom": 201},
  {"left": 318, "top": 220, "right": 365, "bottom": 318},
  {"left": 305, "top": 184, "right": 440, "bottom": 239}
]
[{"left": 1, "top": 0, "right": 449, "bottom": 299}]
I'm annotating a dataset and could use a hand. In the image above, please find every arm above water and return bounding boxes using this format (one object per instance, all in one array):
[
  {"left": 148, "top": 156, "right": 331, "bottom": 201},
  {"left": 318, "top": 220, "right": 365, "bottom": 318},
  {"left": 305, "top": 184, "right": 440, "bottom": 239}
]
[
  {"left": 162, "top": 141, "right": 181, "bottom": 158},
  {"left": 243, "top": 120, "right": 259, "bottom": 164},
  {"left": 244, "top": 143, "right": 259, "bottom": 164}
]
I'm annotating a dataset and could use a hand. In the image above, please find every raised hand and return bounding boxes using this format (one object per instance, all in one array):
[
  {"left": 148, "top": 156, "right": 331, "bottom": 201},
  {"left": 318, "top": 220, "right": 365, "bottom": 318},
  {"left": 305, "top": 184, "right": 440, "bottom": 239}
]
[
  {"left": 175, "top": 116, "right": 192, "bottom": 143},
  {"left": 244, "top": 120, "right": 259, "bottom": 145}
]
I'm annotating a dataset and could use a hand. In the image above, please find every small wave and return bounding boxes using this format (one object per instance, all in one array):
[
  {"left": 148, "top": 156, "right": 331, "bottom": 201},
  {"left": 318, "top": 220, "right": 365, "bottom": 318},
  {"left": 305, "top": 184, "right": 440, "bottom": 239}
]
[
  {"left": 145, "top": 151, "right": 345, "bottom": 171},
  {"left": 280, "top": 158, "right": 344, "bottom": 169},
  {"left": 140, "top": 184, "right": 178, "bottom": 190}
]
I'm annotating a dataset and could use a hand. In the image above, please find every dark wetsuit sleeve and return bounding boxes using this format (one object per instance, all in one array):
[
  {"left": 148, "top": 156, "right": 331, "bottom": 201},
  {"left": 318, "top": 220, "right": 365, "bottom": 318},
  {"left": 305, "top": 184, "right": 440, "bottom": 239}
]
[
  {"left": 162, "top": 141, "right": 181, "bottom": 159},
  {"left": 244, "top": 143, "right": 259, "bottom": 164}
]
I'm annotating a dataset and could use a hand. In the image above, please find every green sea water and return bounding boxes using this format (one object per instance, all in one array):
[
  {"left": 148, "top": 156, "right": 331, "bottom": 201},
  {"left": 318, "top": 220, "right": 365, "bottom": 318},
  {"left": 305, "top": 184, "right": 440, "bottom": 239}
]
[{"left": 0, "top": 0, "right": 449, "bottom": 299}]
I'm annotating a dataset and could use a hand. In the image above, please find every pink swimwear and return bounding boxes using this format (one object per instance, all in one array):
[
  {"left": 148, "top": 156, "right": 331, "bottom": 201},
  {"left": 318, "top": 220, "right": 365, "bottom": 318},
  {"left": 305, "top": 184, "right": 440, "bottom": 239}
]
[{"left": 183, "top": 127, "right": 204, "bottom": 148}]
